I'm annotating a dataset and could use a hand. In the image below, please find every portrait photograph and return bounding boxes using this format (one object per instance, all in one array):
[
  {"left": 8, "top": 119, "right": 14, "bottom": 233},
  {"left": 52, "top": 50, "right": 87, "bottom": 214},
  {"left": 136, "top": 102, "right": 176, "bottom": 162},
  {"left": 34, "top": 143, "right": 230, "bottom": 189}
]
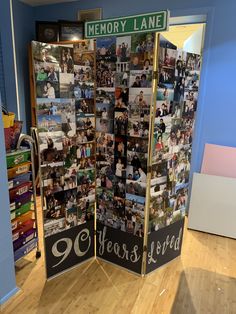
[
  {"left": 96, "top": 36, "right": 116, "bottom": 61},
  {"left": 96, "top": 60, "right": 115, "bottom": 88},
  {"left": 131, "top": 32, "right": 155, "bottom": 53},
  {"left": 60, "top": 47, "right": 74, "bottom": 73},
  {"left": 77, "top": 142, "right": 95, "bottom": 159},
  {"left": 115, "top": 72, "right": 129, "bottom": 88},
  {"left": 158, "top": 66, "right": 175, "bottom": 88},
  {"left": 157, "top": 87, "right": 174, "bottom": 102},
  {"left": 114, "top": 156, "right": 126, "bottom": 178},
  {"left": 36, "top": 80, "right": 60, "bottom": 99},
  {"left": 96, "top": 132, "right": 114, "bottom": 155},
  {"left": 76, "top": 98, "right": 95, "bottom": 116},
  {"left": 59, "top": 73, "right": 74, "bottom": 98},
  {"left": 116, "top": 36, "right": 131, "bottom": 62},
  {"left": 74, "top": 82, "right": 94, "bottom": 99},
  {"left": 114, "top": 177, "right": 126, "bottom": 198},
  {"left": 77, "top": 128, "right": 95, "bottom": 143},
  {"left": 114, "top": 136, "right": 127, "bottom": 158},
  {"left": 74, "top": 64, "right": 94, "bottom": 84},
  {"left": 60, "top": 98, "right": 76, "bottom": 137},
  {"left": 127, "top": 136, "right": 148, "bottom": 153},
  {"left": 129, "top": 70, "right": 152, "bottom": 88},
  {"left": 115, "top": 87, "right": 129, "bottom": 108},
  {"left": 128, "top": 119, "right": 149, "bottom": 138},
  {"left": 126, "top": 180, "right": 146, "bottom": 197},
  {"left": 114, "top": 111, "right": 128, "bottom": 135},
  {"left": 35, "top": 61, "right": 60, "bottom": 83}
]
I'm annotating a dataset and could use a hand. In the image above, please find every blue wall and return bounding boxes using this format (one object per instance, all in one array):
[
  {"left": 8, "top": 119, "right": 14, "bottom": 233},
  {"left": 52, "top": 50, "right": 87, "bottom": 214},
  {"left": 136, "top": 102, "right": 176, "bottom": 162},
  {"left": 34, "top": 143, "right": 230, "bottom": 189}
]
[
  {"left": 0, "top": 96, "right": 18, "bottom": 305},
  {"left": 32, "top": 0, "right": 236, "bottom": 179},
  {"left": 12, "top": 0, "right": 35, "bottom": 132}
]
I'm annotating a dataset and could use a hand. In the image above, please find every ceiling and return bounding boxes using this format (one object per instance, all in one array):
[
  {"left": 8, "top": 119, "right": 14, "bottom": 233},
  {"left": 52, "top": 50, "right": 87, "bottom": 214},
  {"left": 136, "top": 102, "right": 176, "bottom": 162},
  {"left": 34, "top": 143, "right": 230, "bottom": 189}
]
[{"left": 20, "top": 0, "right": 77, "bottom": 6}]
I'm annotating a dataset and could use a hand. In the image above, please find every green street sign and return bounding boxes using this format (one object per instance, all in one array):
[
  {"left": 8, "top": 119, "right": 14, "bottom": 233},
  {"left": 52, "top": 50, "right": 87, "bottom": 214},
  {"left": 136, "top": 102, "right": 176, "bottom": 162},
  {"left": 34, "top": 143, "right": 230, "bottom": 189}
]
[{"left": 85, "top": 10, "right": 169, "bottom": 38}]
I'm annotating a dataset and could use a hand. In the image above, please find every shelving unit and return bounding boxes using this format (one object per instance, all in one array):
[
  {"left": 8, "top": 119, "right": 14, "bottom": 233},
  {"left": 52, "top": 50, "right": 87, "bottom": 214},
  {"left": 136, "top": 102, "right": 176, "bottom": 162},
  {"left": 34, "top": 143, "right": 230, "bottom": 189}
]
[{"left": 6, "top": 134, "right": 41, "bottom": 262}]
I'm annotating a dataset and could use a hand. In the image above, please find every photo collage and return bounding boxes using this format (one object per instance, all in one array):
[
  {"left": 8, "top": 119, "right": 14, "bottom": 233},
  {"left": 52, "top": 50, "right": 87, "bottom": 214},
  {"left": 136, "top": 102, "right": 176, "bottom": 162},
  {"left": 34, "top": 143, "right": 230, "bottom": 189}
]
[
  {"left": 149, "top": 42, "right": 201, "bottom": 232},
  {"left": 96, "top": 33, "right": 155, "bottom": 237},
  {"left": 32, "top": 40, "right": 96, "bottom": 237}
]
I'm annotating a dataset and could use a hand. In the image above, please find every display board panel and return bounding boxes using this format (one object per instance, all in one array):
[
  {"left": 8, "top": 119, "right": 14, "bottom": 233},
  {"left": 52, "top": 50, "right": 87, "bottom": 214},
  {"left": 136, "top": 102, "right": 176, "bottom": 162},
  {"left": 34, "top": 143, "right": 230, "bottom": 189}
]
[
  {"left": 31, "top": 40, "right": 96, "bottom": 278},
  {"left": 95, "top": 33, "right": 155, "bottom": 273},
  {"left": 146, "top": 35, "right": 201, "bottom": 272},
  {"left": 146, "top": 218, "right": 184, "bottom": 273}
]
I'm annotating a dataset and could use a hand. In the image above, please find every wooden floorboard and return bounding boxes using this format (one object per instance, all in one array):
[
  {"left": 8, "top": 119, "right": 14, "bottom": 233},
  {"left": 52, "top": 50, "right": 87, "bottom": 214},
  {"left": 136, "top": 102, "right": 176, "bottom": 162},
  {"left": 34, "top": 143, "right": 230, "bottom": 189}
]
[{"left": 2, "top": 201, "right": 236, "bottom": 314}]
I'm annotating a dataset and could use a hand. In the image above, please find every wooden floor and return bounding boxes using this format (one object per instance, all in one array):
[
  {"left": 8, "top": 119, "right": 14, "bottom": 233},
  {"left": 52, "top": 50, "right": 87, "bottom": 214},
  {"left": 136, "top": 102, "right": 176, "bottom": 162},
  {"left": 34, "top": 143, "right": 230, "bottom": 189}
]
[{"left": 2, "top": 212, "right": 236, "bottom": 314}]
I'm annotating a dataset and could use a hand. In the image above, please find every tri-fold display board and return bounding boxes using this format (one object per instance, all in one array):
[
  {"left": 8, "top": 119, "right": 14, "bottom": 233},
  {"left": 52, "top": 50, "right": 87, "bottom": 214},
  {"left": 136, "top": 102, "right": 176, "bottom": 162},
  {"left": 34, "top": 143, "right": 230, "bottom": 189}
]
[{"left": 30, "top": 12, "right": 201, "bottom": 278}]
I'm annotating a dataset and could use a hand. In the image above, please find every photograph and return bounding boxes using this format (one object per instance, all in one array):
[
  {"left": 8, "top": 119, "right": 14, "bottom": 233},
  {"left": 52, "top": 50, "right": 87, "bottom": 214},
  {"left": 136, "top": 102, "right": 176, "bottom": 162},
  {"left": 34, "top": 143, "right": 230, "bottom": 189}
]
[
  {"left": 36, "top": 21, "right": 59, "bottom": 43},
  {"left": 128, "top": 119, "right": 149, "bottom": 138},
  {"left": 185, "top": 72, "right": 199, "bottom": 91},
  {"left": 115, "top": 87, "right": 129, "bottom": 108},
  {"left": 97, "top": 187, "right": 114, "bottom": 202},
  {"left": 74, "top": 64, "right": 94, "bottom": 83},
  {"left": 127, "top": 150, "right": 148, "bottom": 174},
  {"left": 96, "top": 169, "right": 113, "bottom": 190},
  {"left": 76, "top": 116, "right": 95, "bottom": 131},
  {"left": 73, "top": 40, "right": 94, "bottom": 53},
  {"left": 39, "top": 132, "right": 64, "bottom": 165},
  {"left": 36, "top": 98, "right": 60, "bottom": 116},
  {"left": 77, "top": 128, "right": 95, "bottom": 143},
  {"left": 159, "top": 47, "right": 177, "bottom": 69},
  {"left": 114, "top": 111, "right": 128, "bottom": 135},
  {"left": 77, "top": 169, "right": 95, "bottom": 186},
  {"left": 96, "top": 60, "right": 116, "bottom": 87},
  {"left": 129, "top": 70, "right": 152, "bottom": 88},
  {"left": 131, "top": 32, "right": 155, "bottom": 53},
  {"left": 115, "top": 72, "right": 129, "bottom": 88},
  {"left": 156, "top": 100, "right": 171, "bottom": 117},
  {"left": 126, "top": 179, "right": 146, "bottom": 197},
  {"left": 174, "top": 77, "right": 185, "bottom": 102},
  {"left": 96, "top": 102, "right": 114, "bottom": 120},
  {"left": 116, "top": 36, "right": 131, "bottom": 62},
  {"left": 96, "top": 87, "right": 115, "bottom": 104},
  {"left": 96, "top": 132, "right": 114, "bottom": 155},
  {"left": 114, "top": 136, "right": 127, "bottom": 158},
  {"left": 158, "top": 67, "right": 175, "bottom": 88},
  {"left": 96, "top": 37, "right": 116, "bottom": 61},
  {"left": 129, "top": 53, "right": 144, "bottom": 71},
  {"left": 44, "top": 218, "right": 66, "bottom": 237},
  {"left": 60, "top": 98, "right": 76, "bottom": 137},
  {"left": 78, "top": 8, "right": 102, "bottom": 22},
  {"left": 96, "top": 155, "right": 114, "bottom": 170},
  {"left": 96, "top": 115, "right": 114, "bottom": 133},
  {"left": 77, "top": 143, "right": 95, "bottom": 159},
  {"left": 74, "top": 82, "right": 94, "bottom": 99},
  {"left": 60, "top": 47, "right": 74, "bottom": 73},
  {"left": 125, "top": 201, "right": 144, "bottom": 238},
  {"left": 36, "top": 80, "right": 60, "bottom": 99},
  {"left": 34, "top": 61, "right": 60, "bottom": 83},
  {"left": 114, "top": 177, "right": 126, "bottom": 198},
  {"left": 59, "top": 21, "right": 84, "bottom": 41},
  {"left": 186, "top": 53, "right": 201, "bottom": 72},
  {"left": 77, "top": 156, "right": 95, "bottom": 170},
  {"left": 76, "top": 98, "right": 95, "bottom": 116},
  {"left": 41, "top": 161, "right": 65, "bottom": 195},
  {"left": 62, "top": 136, "right": 77, "bottom": 169},
  {"left": 127, "top": 136, "right": 148, "bottom": 153},
  {"left": 157, "top": 87, "right": 174, "bottom": 102},
  {"left": 32, "top": 41, "right": 60, "bottom": 63},
  {"left": 77, "top": 194, "right": 95, "bottom": 225},
  {"left": 126, "top": 164, "right": 147, "bottom": 183},
  {"left": 151, "top": 161, "right": 168, "bottom": 186},
  {"left": 73, "top": 51, "right": 95, "bottom": 67},
  {"left": 175, "top": 50, "right": 187, "bottom": 77},
  {"left": 37, "top": 114, "right": 61, "bottom": 133},
  {"left": 59, "top": 73, "right": 74, "bottom": 98},
  {"left": 114, "top": 156, "right": 126, "bottom": 178}
]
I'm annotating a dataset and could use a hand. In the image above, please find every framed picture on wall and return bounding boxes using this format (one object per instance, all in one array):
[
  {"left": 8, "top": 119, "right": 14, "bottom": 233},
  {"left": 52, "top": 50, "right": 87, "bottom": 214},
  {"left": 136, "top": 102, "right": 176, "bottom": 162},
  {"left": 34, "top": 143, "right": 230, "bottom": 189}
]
[
  {"left": 78, "top": 8, "right": 102, "bottom": 21},
  {"left": 59, "top": 21, "right": 84, "bottom": 41},
  {"left": 36, "top": 21, "right": 59, "bottom": 43}
]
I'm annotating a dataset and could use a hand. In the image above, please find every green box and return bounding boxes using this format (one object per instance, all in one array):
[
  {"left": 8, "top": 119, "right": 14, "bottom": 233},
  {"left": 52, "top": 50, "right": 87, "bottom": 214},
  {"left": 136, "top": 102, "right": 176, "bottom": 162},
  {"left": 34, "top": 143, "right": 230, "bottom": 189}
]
[{"left": 7, "top": 149, "right": 31, "bottom": 168}]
